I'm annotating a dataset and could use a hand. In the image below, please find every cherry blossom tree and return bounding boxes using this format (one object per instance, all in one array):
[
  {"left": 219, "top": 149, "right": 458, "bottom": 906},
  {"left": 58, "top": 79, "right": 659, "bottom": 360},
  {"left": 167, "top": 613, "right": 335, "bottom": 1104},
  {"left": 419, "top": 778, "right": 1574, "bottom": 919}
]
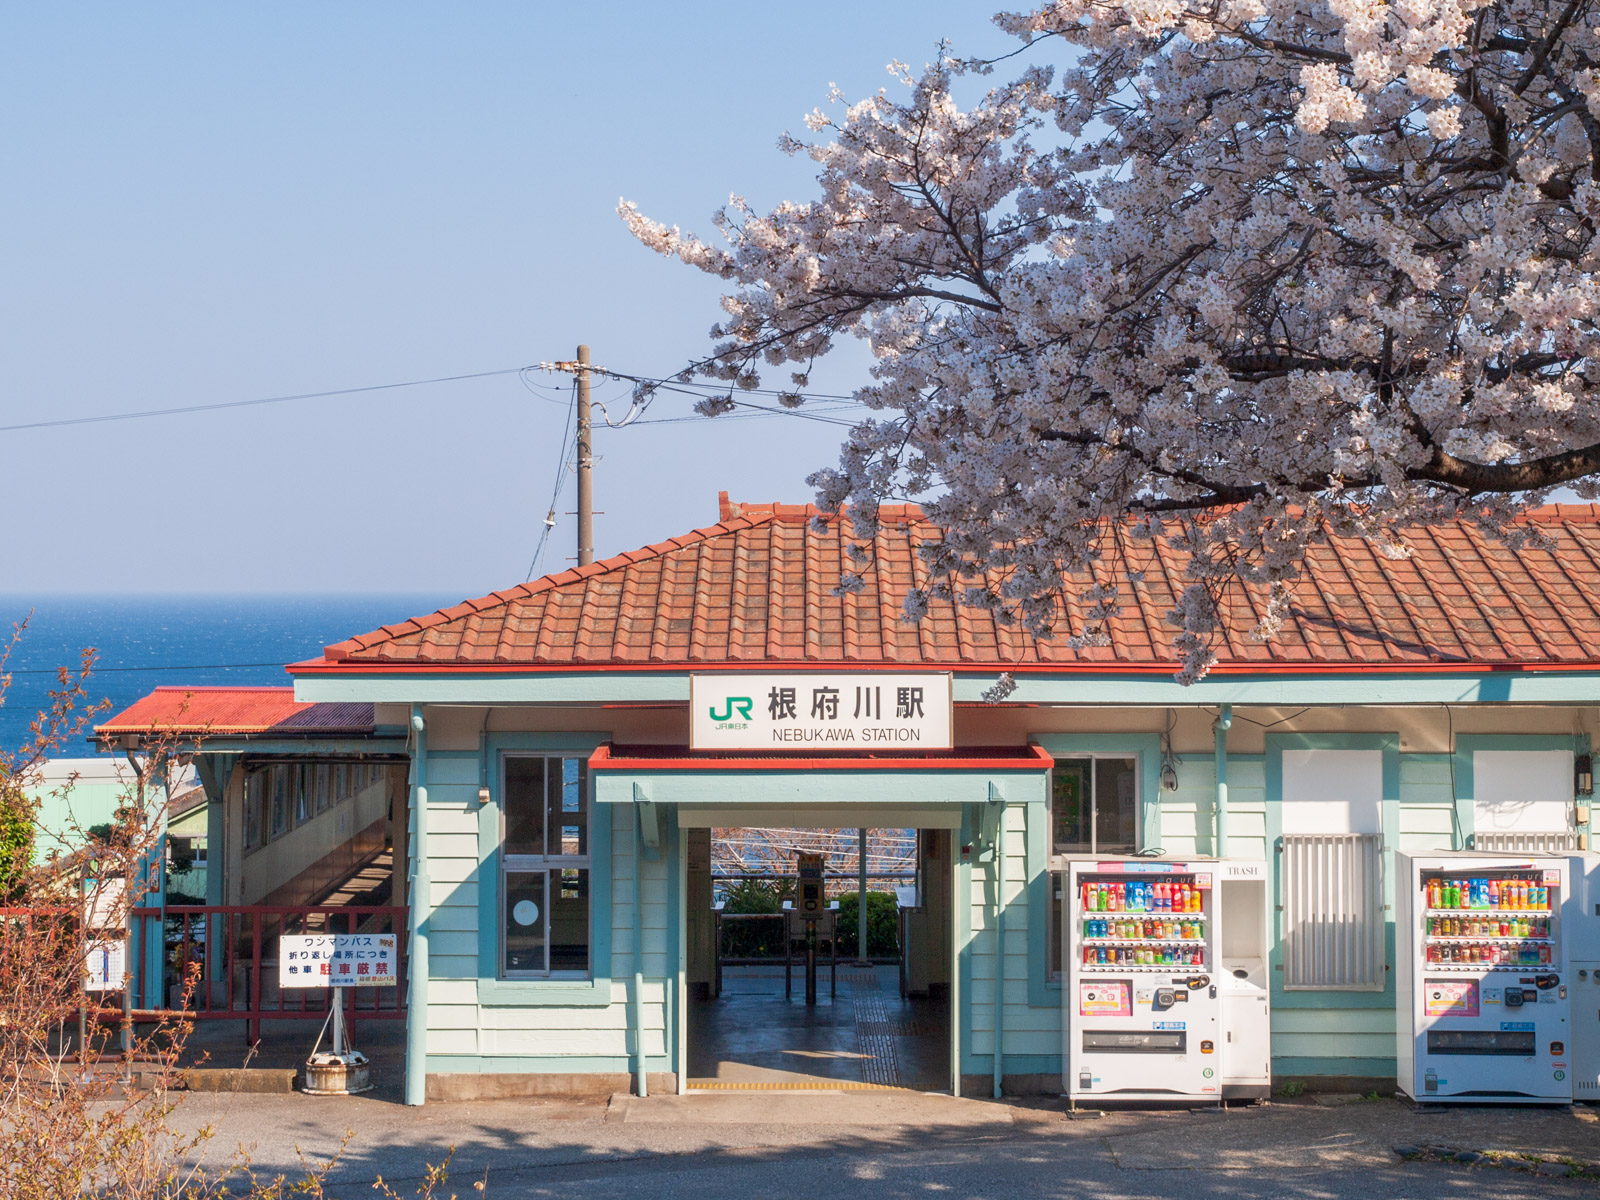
[{"left": 622, "top": 0, "right": 1600, "bottom": 681}]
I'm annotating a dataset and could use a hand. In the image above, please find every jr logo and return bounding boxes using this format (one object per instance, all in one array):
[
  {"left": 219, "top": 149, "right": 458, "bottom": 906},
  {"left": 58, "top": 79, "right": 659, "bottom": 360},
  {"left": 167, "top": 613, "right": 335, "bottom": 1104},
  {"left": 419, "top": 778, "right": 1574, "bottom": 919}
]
[{"left": 709, "top": 696, "right": 754, "bottom": 721}]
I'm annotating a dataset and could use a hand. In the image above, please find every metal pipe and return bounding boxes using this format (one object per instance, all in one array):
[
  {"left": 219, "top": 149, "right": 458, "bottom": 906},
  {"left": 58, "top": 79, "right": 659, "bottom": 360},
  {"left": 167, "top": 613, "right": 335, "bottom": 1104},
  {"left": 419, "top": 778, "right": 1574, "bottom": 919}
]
[
  {"left": 405, "top": 708, "right": 430, "bottom": 1107},
  {"left": 1215, "top": 706, "right": 1233, "bottom": 857},
  {"left": 856, "top": 827, "right": 869, "bottom": 965},
  {"left": 991, "top": 815, "right": 1005, "bottom": 1100},
  {"left": 632, "top": 807, "right": 647, "bottom": 1097}
]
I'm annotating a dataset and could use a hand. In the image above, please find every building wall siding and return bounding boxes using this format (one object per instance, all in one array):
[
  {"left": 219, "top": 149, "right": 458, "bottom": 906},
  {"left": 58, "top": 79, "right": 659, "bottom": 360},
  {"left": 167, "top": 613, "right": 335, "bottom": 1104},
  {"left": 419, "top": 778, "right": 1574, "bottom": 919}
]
[{"left": 422, "top": 750, "right": 674, "bottom": 1075}]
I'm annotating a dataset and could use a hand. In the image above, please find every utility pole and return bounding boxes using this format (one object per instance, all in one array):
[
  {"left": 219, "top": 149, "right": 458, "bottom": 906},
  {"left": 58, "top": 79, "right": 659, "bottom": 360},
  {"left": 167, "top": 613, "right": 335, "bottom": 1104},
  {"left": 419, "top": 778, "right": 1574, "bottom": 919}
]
[{"left": 576, "top": 344, "right": 594, "bottom": 566}]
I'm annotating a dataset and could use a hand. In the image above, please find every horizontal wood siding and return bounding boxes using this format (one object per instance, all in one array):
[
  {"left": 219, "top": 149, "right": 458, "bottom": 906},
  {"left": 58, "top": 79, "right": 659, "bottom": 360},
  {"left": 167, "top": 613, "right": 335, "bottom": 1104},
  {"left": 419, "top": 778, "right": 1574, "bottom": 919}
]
[
  {"left": 969, "top": 807, "right": 1057, "bottom": 1060},
  {"left": 423, "top": 766, "right": 670, "bottom": 1070}
]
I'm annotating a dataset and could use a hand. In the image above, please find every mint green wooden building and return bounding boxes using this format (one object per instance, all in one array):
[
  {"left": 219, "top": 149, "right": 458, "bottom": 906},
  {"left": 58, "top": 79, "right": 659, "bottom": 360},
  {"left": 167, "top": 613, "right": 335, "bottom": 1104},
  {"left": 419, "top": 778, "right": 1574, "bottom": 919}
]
[{"left": 282, "top": 497, "right": 1600, "bottom": 1103}]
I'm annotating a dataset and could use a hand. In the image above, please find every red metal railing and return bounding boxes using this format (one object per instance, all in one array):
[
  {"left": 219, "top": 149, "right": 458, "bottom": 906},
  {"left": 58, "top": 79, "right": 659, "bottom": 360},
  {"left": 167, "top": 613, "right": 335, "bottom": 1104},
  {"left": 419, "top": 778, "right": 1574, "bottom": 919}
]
[{"left": 131, "top": 904, "right": 408, "bottom": 1042}]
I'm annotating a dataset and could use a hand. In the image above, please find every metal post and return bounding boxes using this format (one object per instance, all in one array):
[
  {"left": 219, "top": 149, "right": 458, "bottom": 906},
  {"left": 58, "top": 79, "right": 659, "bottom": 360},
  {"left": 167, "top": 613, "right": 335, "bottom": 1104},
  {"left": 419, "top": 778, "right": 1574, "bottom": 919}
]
[
  {"left": 856, "top": 827, "right": 870, "bottom": 966},
  {"left": 576, "top": 344, "right": 593, "bottom": 567},
  {"left": 805, "top": 922, "right": 817, "bottom": 1005},
  {"left": 405, "top": 708, "right": 431, "bottom": 1106},
  {"left": 632, "top": 807, "right": 647, "bottom": 1097}
]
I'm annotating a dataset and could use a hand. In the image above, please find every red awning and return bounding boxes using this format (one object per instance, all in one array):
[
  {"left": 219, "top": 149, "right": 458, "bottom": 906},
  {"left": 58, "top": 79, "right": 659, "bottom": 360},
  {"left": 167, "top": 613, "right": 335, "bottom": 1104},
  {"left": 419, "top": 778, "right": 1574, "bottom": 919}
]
[{"left": 587, "top": 743, "right": 1053, "bottom": 772}]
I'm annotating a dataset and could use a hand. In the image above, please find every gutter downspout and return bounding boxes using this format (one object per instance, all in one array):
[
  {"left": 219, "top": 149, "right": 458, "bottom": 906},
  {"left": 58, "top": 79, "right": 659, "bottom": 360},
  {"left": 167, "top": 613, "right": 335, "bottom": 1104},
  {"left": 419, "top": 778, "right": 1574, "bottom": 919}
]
[
  {"left": 632, "top": 806, "right": 648, "bottom": 1097},
  {"left": 1215, "top": 706, "right": 1233, "bottom": 858},
  {"left": 405, "top": 708, "right": 430, "bottom": 1107},
  {"left": 991, "top": 825, "right": 1005, "bottom": 1100}
]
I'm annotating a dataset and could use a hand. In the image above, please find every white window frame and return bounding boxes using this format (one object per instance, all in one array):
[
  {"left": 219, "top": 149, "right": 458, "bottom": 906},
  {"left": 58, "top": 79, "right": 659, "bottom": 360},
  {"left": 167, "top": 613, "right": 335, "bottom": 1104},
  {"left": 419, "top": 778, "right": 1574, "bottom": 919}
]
[
  {"left": 1049, "top": 754, "right": 1142, "bottom": 857},
  {"left": 1047, "top": 754, "right": 1141, "bottom": 980},
  {"left": 499, "top": 753, "right": 593, "bottom": 980}
]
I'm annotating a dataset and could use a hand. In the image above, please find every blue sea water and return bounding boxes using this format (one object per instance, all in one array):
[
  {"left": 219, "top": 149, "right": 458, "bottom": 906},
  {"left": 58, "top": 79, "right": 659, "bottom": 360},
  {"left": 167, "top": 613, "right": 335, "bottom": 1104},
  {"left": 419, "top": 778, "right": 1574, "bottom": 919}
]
[{"left": 0, "top": 595, "right": 456, "bottom": 755}]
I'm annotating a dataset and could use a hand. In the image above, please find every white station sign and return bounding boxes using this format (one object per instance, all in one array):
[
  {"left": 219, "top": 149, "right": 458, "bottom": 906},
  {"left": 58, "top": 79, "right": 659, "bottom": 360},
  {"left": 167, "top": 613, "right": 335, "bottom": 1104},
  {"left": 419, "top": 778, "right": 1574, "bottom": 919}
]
[{"left": 690, "top": 672, "right": 953, "bottom": 751}]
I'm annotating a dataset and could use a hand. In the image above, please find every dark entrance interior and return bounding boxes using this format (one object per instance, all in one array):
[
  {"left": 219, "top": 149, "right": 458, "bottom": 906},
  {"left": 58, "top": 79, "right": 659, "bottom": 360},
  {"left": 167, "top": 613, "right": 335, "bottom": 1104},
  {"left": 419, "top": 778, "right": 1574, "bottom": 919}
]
[{"left": 684, "top": 825, "right": 953, "bottom": 1091}]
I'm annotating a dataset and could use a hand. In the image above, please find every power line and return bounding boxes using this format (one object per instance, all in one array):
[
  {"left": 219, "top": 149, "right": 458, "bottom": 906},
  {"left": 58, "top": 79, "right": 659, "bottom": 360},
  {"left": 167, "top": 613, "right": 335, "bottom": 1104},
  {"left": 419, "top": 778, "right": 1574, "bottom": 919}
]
[
  {"left": 0, "top": 367, "right": 533, "bottom": 434},
  {"left": 523, "top": 376, "right": 579, "bottom": 582}
]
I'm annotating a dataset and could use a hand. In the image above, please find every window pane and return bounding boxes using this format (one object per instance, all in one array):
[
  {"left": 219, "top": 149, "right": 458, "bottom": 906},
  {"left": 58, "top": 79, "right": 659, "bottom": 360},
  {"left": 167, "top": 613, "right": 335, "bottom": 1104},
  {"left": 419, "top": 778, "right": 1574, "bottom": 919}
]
[
  {"left": 1094, "top": 758, "right": 1138, "bottom": 852},
  {"left": 245, "top": 771, "right": 263, "bottom": 849},
  {"left": 554, "top": 758, "right": 588, "bottom": 857},
  {"left": 550, "top": 868, "right": 590, "bottom": 972},
  {"left": 271, "top": 766, "right": 288, "bottom": 836},
  {"left": 315, "top": 764, "right": 331, "bottom": 812},
  {"left": 504, "top": 871, "right": 547, "bottom": 973},
  {"left": 1052, "top": 761, "right": 1090, "bottom": 852},
  {"left": 294, "top": 766, "right": 311, "bottom": 823},
  {"left": 504, "top": 758, "right": 548, "bottom": 855}
]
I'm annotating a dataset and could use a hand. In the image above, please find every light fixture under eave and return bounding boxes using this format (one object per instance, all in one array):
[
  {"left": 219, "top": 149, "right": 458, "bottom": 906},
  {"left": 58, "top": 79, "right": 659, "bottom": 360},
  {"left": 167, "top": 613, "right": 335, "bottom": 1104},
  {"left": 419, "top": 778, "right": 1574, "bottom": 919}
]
[{"left": 1159, "top": 710, "right": 1181, "bottom": 792}]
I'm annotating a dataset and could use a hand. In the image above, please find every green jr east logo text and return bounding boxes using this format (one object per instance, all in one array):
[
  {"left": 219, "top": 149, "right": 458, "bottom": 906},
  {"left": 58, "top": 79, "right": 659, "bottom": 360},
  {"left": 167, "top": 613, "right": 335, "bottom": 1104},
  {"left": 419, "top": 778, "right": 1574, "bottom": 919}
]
[{"left": 708, "top": 696, "right": 753, "bottom": 729}]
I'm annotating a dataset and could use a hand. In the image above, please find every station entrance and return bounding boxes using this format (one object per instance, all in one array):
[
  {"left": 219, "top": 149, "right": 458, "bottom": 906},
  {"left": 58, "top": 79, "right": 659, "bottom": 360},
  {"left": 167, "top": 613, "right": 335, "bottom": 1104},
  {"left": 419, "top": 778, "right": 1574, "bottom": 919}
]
[{"left": 681, "top": 819, "right": 955, "bottom": 1092}]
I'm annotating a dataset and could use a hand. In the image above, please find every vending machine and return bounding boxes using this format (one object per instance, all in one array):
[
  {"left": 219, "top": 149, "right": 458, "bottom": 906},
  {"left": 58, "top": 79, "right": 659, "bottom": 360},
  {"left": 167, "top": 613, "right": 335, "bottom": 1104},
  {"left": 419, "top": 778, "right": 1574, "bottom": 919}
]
[
  {"left": 1566, "top": 852, "right": 1600, "bottom": 1104},
  {"left": 1397, "top": 852, "right": 1571, "bottom": 1104},
  {"left": 1063, "top": 858, "right": 1222, "bottom": 1102}
]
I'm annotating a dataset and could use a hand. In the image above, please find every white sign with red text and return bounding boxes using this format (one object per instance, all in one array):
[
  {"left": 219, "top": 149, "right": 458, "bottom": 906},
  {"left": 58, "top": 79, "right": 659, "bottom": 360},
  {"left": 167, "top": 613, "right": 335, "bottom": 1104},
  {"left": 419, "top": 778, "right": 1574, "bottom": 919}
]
[{"left": 279, "top": 933, "right": 398, "bottom": 988}]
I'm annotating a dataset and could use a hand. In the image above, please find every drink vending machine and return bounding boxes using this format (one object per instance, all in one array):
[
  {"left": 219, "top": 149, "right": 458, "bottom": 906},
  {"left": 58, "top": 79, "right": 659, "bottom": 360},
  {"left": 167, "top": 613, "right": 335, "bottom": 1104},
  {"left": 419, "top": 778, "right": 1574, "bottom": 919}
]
[
  {"left": 1063, "top": 859, "right": 1224, "bottom": 1102},
  {"left": 1396, "top": 852, "right": 1571, "bottom": 1104},
  {"left": 1567, "top": 852, "right": 1600, "bottom": 1104}
]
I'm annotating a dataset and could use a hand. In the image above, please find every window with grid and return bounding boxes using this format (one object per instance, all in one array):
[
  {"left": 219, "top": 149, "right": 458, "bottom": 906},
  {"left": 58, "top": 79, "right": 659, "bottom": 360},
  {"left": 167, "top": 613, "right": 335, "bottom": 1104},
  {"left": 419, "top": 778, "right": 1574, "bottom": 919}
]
[{"left": 501, "top": 755, "right": 591, "bottom": 977}]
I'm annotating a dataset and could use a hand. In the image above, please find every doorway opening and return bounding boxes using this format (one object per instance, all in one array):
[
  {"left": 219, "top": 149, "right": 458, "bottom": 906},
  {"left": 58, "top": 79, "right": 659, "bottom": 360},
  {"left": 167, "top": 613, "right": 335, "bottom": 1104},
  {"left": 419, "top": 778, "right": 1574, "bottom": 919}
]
[{"left": 683, "top": 823, "right": 954, "bottom": 1091}]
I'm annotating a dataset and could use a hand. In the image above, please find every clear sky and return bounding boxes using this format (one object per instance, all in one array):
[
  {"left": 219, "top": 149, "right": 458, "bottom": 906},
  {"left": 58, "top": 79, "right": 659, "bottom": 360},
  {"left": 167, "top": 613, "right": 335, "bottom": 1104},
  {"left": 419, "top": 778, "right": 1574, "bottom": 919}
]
[{"left": 0, "top": 3, "right": 1007, "bottom": 597}]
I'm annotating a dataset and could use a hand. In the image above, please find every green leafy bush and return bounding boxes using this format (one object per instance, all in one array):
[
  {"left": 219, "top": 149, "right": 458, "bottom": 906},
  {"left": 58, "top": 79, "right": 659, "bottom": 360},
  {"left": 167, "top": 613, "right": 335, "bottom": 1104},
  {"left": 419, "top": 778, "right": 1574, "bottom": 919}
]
[
  {"left": 836, "top": 890, "right": 899, "bottom": 958},
  {"left": 718, "top": 879, "right": 789, "bottom": 958},
  {"left": 0, "top": 771, "right": 34, "bottom": 902}
]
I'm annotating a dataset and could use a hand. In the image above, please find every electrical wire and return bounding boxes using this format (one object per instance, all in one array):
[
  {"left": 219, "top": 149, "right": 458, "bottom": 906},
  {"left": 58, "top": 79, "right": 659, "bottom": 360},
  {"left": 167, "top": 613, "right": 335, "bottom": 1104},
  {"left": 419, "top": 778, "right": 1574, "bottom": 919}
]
[
  {"left": 523, "top": 377, "right": 579, "bottom": 582},
  {"left": 0, "top": 367, "right": 532, "bottom": 434}
]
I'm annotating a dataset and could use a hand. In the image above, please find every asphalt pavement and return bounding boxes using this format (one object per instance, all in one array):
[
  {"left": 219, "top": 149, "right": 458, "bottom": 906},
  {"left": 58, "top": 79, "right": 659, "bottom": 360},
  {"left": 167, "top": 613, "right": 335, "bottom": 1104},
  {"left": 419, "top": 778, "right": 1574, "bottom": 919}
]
[{"left": 167, "top": 1088, "right": 1600, "bottom": 1199}]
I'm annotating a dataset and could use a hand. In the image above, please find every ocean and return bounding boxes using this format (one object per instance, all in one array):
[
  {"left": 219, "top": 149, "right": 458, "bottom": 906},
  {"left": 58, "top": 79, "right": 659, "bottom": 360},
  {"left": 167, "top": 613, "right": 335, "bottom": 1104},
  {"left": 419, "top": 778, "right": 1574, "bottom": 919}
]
[{"left": 0, "top": 595, "right": 455, "bottom": 756}]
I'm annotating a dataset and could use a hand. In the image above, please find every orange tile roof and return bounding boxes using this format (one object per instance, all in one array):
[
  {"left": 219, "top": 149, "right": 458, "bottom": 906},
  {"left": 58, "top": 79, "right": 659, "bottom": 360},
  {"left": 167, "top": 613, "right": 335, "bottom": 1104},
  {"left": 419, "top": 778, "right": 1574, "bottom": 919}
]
[
  {"left": 96, "top": 687, "right": 374, "bottom": 737},
  {"left": 304, "top": 495, "right": 1600, "bottom": 674}
]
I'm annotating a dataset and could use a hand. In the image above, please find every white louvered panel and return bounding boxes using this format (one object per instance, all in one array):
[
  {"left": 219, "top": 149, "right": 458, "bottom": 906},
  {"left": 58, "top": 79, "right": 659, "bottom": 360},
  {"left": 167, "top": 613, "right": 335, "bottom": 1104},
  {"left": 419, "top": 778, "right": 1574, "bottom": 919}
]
[
  {"left": 1471, "top": 831, "right": 1579, "bottom": 853},
  {"left": 1281, "top": 833, "right": 1385, "bottom": 991}
]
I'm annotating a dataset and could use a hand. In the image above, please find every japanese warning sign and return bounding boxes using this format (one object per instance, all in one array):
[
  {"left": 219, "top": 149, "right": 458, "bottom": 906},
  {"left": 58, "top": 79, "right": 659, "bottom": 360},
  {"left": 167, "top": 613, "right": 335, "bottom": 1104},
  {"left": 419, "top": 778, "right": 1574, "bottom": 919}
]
[{"left": 279, "top": 932, "right": 398, "bottom": 988}]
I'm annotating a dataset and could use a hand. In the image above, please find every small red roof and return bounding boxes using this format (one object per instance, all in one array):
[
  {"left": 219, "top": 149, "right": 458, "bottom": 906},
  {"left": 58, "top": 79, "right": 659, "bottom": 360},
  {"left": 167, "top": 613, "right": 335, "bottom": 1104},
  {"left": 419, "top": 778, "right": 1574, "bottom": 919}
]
[
  {"left": 589, "top": 743, "right": 1054, "bottom": 771},
  {"left": 95, "top": 687, "right": 374, "bottom": 737},
  {"left": 297, "top": 494, "right": 1600, "bottom": 674}
]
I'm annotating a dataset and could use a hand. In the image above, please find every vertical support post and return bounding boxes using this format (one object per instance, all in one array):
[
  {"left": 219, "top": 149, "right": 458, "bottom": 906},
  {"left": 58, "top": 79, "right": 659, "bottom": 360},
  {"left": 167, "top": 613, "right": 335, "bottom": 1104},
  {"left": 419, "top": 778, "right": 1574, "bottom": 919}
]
[
  {"left": 1215, "top": 706, "right": 1233, "bottom": 858},
  {"left": 990, "top": 792, "right": 1005, "bottom": 1100},
  {"left": 576, "top": 344, "right": 594, "bottom": 567},
  {"left": 951, "top": 816, "right": 965, "bottom": 1098},
  {"left": 632, "top": 804, "right": 647, "bottom": 1097},
  {"left": 200, "top": 754, "right": 233, "bottom": 1004},
  {"left": 405, "top": 707, "right": 430, "bottom": 1107},
  {"left": 856, "top": 827, "right": 870, "bottom": 966}
]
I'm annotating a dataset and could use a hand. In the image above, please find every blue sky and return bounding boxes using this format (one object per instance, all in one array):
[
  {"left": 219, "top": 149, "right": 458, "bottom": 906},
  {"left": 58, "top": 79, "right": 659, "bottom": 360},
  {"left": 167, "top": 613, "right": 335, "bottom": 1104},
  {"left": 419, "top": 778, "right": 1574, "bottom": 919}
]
[{"left": 0, "top": 4, "right": 1008, "bottom": 596}]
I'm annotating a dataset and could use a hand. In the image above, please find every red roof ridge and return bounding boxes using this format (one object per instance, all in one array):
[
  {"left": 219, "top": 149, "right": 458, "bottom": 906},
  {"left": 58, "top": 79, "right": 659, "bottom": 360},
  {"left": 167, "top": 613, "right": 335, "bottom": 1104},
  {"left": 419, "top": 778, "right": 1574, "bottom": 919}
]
[
  {"left": 311, "top": 493, "right": 1600, "bottom": 671},
  {"left": 129, "top": 684, "right": 297, "bottom": 696}
]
